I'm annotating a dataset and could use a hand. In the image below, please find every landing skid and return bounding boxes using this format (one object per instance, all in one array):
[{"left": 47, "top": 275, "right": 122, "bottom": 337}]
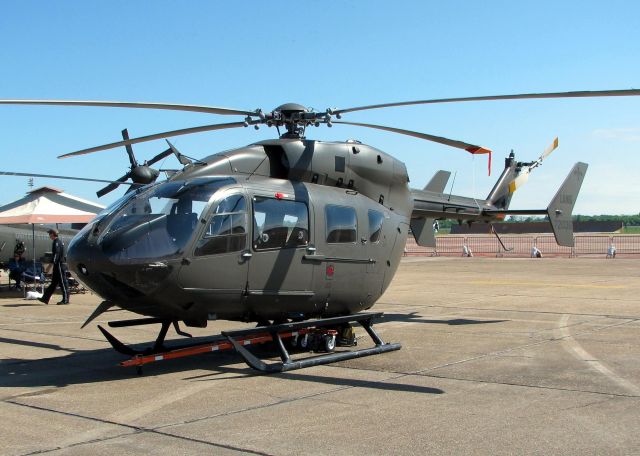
[
  {"left": 98, "top": 312, "right": 401, "bottom": 373},
  {"left": 223, "top": 313, "right": 401, "bottom": 372},
  {"left": 98, "top": 318, "right": 192, "bottom": 357}
]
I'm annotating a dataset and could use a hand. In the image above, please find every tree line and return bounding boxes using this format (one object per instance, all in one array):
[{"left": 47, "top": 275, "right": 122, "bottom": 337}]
[{"left": 435, "top": 214, "right": 640, "bottom": 229}]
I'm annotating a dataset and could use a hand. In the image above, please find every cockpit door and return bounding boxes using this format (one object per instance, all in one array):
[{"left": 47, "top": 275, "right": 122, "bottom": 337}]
[
  {"left": 178, "top": 191, "right": 249, "bottom": 303},
  {"left": 246, "top": 193, "right": 315, "bottom": 310}
]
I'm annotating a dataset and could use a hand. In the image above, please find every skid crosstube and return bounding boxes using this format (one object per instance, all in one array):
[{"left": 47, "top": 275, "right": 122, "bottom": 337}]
[{"left": 222, "top": 312, "right": 402, "bottom": 373}]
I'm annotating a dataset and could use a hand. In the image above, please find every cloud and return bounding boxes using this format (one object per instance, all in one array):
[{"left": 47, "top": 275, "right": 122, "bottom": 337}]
[{"left": 592, "top": 128, "right": 640, "bottom": 142}]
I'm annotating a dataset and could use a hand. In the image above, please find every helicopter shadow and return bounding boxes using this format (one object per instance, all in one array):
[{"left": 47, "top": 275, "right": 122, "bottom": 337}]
[
  {"left": 188, "top": 364, "right": 444, "bottom": 395},
  {"left": 0, "top": 343, "right": 243, "bottom": 389},
  {"left": 382, "top": 312, "right": 507, "bottom": 326},
  {"left": 0, "top": 339, "right": 444, "bottom": 395},
  {"left": 3, "top": 303, "right": 42, "bottom": 308},
  {"left": 0, "top": 336, "right": 79, "bottom": 352}
]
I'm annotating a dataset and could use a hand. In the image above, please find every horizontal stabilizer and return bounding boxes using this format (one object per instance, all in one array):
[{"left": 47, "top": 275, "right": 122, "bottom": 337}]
[
  {"left": 547, "top": 162, "right": 588, "bottom": 247},
  {"left": 424, "top": 170, "right": 451, "bottom": 193}
]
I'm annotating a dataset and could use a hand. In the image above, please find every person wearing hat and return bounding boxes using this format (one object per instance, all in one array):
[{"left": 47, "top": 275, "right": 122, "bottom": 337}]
[{"left": 39, "top": 229, "right": 69, "bottom": 305}]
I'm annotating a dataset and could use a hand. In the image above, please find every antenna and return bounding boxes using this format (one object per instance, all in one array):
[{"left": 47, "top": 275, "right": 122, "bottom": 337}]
[{"left": 447, "top": 171, "right": 457, "bottom": 201}]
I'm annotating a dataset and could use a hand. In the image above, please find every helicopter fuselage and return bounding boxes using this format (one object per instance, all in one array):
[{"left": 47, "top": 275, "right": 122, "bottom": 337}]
[{"left": 68, "top": 139, "right": 413, "bottom": 326}]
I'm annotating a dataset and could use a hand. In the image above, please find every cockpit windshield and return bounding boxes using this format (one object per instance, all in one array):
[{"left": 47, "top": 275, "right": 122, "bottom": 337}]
[{"left": 100, "top": 177, "right": 236, "bottom": 263}]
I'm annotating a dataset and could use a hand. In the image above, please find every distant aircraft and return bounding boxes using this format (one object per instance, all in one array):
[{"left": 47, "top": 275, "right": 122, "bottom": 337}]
[{"left": 0, "top": 224, "right": 76, "bottom": 265}]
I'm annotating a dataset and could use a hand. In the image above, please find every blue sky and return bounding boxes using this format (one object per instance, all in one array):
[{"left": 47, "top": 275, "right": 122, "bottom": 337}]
[{"left": 1, "top": 1, "right": 639, "bottom": 215}]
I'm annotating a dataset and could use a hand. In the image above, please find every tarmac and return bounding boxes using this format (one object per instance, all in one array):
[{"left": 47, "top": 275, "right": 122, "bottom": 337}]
[{"left": 1, "top": 257, "right": 639, "bottom": 455}]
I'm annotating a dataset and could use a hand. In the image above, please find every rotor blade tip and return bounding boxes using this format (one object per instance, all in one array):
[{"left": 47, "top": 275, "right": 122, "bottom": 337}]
[{"left": 465, "top": 146, "right": 492, "bottom": 155}]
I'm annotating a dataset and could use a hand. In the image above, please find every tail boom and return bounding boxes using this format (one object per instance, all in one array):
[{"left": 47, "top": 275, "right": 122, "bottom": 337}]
[{"left": 411, "top": 162, "right": 588, "bottom": 247}]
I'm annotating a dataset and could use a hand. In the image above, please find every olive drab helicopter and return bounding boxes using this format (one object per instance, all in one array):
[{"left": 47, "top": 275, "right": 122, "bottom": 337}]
[{"left": 1, "top": 89, "right": 638, "bottom": 373}]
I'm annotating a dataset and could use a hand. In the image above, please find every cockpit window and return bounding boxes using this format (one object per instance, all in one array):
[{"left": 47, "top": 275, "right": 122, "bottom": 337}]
[
  {"left": 96, "top": 189, "right": 137, "bottom": 218},
  {"left": 194, "top": 194, "right": 247, "bottom": 256},
  {"left": 101, "top": 177, "right": 236, "bottom": 263}
]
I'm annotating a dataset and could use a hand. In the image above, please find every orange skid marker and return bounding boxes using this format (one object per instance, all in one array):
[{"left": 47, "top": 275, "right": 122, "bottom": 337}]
[{"left": 120, "top": 330, "right": 307, "bottom": 368}]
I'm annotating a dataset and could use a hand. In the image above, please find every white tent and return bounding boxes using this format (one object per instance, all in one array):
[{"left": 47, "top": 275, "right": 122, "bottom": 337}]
[
  {"left": 0, "top": 186, "right": 104, "bottom": 224},
  {"left": 0, "top": 187, "right": 104, "bottom": 278}
]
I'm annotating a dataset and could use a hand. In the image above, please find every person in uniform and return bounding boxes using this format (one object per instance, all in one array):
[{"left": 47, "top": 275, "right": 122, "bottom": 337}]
[{"left": 39, "top": 229, "right": 69, "bottom": 305}]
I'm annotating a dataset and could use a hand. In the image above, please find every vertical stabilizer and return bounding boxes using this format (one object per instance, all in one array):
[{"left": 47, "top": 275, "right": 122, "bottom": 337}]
[
  {"left": 424, "top": 170, "right": 451, "bottom": 193},
  {"left": 547, "top": 162, "right": 588, "bottom": 247},
  {"left": 411, "top": 170, "right": 451, "bottom": 247}
]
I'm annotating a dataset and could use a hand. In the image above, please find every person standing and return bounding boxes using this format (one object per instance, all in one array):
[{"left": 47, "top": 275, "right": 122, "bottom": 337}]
[{"left": 39, "top": 229, "right": 69, "bottom": 305}]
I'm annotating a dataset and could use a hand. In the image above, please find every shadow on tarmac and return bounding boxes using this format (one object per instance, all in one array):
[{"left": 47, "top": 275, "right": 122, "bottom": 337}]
[
  {"left": 382, "top": 312, "right": 507, "bottom": 325},
  {"left": 189, "top": 366, "right": 445, "bottom": 395},
  {"left": 3, "top": 304, "right": 41, "bottom": 308},
  {"left": 0, "top": 339, "right": 445, "bottom": 395},
  {"left": 0, "top": 336, "right": 75, "bottom": 352}
]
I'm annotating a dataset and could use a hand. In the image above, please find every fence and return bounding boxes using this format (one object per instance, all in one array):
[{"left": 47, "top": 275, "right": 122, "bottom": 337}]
[{"left": 404, "top": 234, "right": 640, "bottom": 258}]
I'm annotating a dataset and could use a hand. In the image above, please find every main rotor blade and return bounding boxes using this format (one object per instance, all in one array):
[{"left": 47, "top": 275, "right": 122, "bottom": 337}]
[
  {"left": 0, "top": 170, "right": 137, "bottom": 185},
  {"left": 333, "top": 89, "right": 640, "bottom": 116},
  {"left": 0, "top": 99, "right": 256, "bottom": 116},
  {"left": 333, "top": 120, "right": 492, "bottom": 174},
  {"left": 332, "top": 120, "right": 491, "bottom": 154},
  {"left": 58, "top": 121, "right": 251, "bottom": 158}
]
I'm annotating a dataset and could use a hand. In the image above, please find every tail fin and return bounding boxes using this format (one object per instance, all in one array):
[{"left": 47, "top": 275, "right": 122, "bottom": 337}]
[
  {"left": 547, "top": 162, "right": 588, "bottom": 247},
  {"left": 424, "top": 170, "right": 451, "bottom": 193},
  {"left": 410, "top": 170, "right": 451, "bottom": 247}
]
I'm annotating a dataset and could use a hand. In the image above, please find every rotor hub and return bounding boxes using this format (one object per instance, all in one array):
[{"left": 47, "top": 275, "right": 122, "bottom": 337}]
[
  {"left": 130, "top": 165, "right": 160, "bottom": 184},
  {"left": 253, "top": 103, "right": 331, "bottom": 138}
]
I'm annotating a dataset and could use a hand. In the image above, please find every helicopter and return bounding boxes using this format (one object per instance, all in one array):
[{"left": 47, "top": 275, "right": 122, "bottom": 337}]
[{"left": 1, "top": 89, "right": 637, "bottom": 373}]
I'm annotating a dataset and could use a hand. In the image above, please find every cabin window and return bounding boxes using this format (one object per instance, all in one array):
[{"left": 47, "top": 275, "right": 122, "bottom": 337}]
[
  {"left": 253, "top": 197, "right": 309, "bottom": 250},
  {"left": 326, "top": 205, "right": 357, "bottom": 243},
  {"left": 195, "top": 194, "right": 247, "bottom": 256},
  {"left": 368, "top": 210, "right": 384, "bottom": 243}
]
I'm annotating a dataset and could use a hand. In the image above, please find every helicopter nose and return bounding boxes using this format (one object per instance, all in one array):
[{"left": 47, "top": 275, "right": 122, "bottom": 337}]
[
  {"left": 67, "top": 225, "right": 171, "bottom": 308},
  {"left": 67, "top": 228, "right": 125, "bottom": 297},
  {"left": 67, "top": 230, "right": 98, "bottom": 283}
]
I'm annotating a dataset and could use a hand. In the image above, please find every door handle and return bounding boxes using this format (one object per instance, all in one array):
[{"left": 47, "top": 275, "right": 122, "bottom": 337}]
[{"left": 241, "top": 251, "right": 253, "bottom": 259}]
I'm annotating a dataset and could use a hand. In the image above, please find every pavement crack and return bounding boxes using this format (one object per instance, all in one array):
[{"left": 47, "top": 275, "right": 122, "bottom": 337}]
[
  {"left": 413, "top": 372, "right": 640, "bottom": 398},
  {"left": 376, "top": 301, "right": 640, "bottom": 320},
  {"left": 420, "top": 317, "right": 640, "bottom": 373},
  {"left": 5, "top": 399, "right": 274, "bottom": 456},
  {"left": 18, "top": 430, "right": 144, "bottom": 456},
  {"left": 152, "top": 384, "right": 353, "bottom": 430},
  {"left": 557, "top": 314, "right": 640, "bottom": 396},
  {"left": 2, "top": 387, "right": 59, "bottom": 401}
]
